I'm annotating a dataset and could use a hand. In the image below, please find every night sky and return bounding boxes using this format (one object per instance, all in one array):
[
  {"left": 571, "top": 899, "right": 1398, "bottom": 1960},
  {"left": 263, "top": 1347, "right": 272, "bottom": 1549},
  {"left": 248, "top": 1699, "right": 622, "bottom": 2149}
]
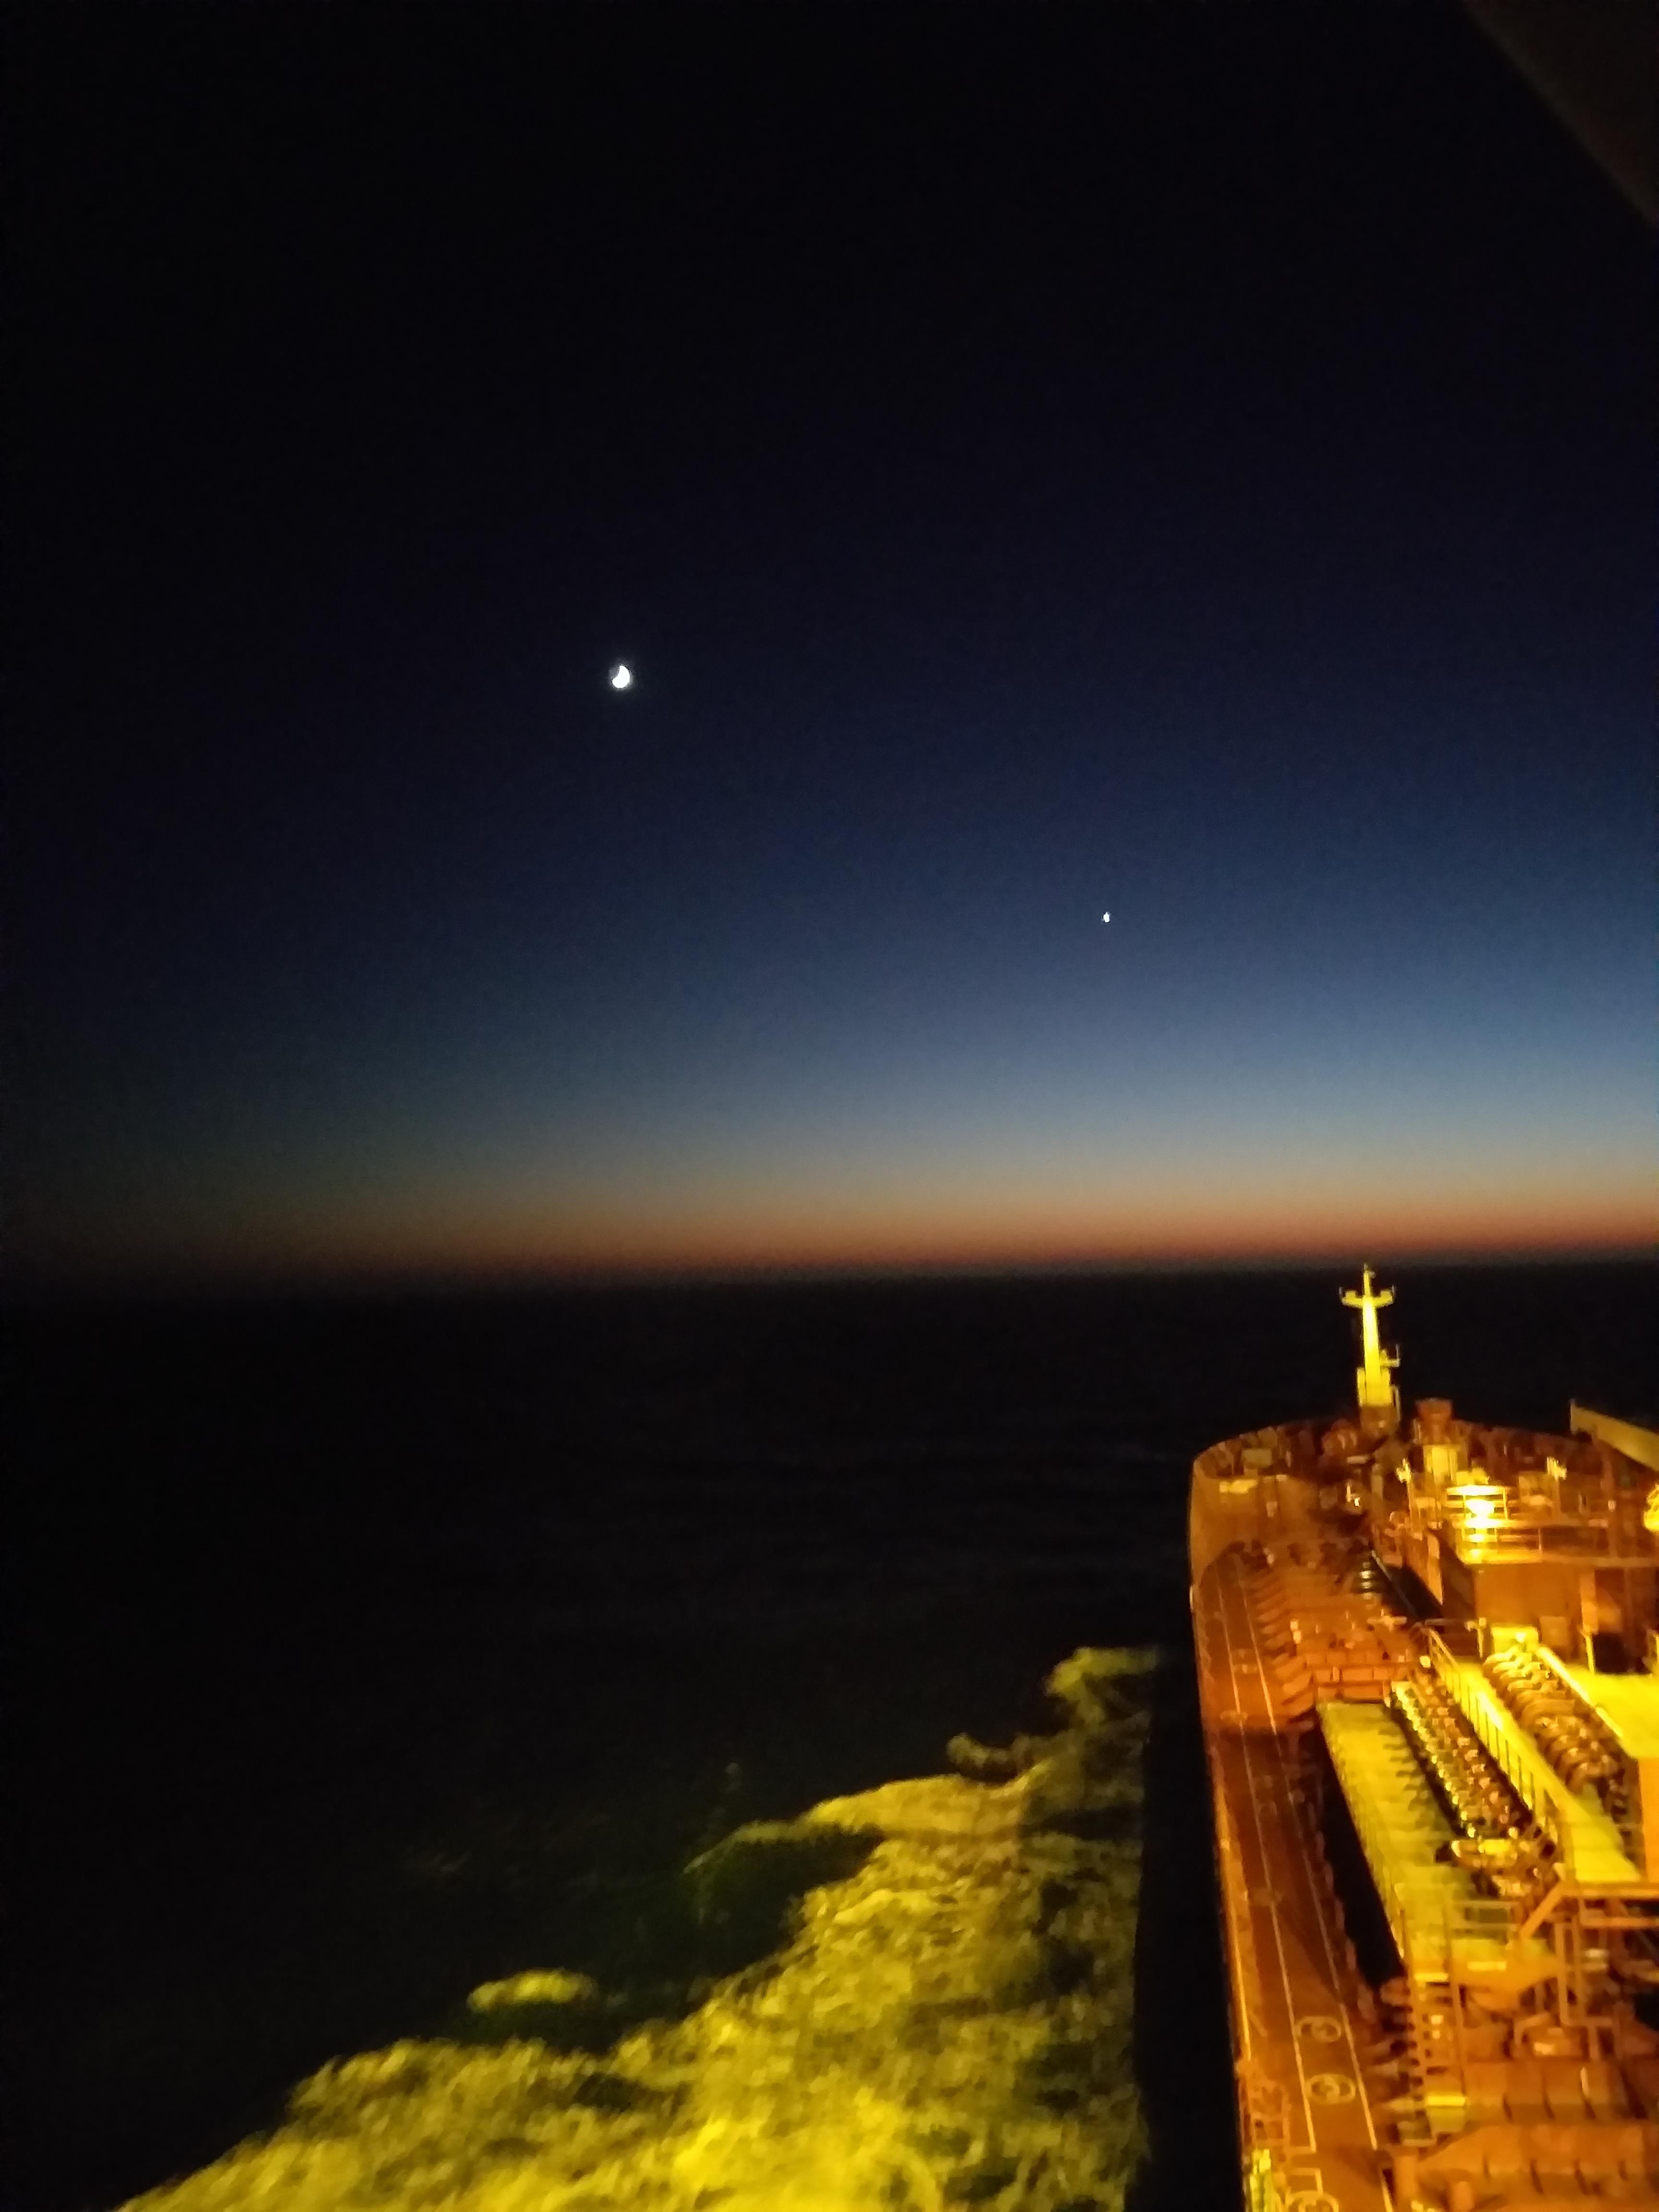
[{"left": 10, "top": 5, "right": 1651, "bottom": 1285}]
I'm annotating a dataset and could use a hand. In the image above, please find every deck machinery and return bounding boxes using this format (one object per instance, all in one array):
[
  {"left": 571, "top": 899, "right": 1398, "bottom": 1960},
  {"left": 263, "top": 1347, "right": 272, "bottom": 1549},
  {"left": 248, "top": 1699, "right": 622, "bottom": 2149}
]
[{"left": 1190, "top": 1271, "right": 1659, "bottom": 2212}]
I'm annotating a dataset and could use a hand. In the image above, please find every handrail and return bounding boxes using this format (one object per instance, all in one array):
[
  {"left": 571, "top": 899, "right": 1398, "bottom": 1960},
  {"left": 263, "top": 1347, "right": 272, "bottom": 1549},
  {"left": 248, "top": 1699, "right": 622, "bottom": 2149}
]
[
  {"left": 1320, "top": 1711, "right": 1513, "bottom": 1973},
  {"left": 1405, "top": 1490, "right": 1650, "bottom": 1562}
]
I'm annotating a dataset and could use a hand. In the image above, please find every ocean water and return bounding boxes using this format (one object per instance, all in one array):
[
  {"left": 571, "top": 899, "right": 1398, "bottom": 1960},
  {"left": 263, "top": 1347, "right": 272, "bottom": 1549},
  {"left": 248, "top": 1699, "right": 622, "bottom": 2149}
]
[{"left": 8, "top": 1261, "right": 1654, "bottom": 2211}]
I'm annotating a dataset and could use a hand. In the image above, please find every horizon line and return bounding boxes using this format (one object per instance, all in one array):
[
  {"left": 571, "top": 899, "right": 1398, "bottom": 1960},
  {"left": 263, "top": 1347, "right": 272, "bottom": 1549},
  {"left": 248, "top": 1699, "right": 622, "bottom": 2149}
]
[{"left": 6, "top": 1239, "right": 1653, "bottom": 1305}]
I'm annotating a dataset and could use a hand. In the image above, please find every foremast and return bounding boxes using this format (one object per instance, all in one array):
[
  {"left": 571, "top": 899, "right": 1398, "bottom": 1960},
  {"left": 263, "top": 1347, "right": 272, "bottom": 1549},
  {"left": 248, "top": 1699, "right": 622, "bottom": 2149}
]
[{"left": 1340, "top": 1263, "right": 1400, "bottom": 1438}]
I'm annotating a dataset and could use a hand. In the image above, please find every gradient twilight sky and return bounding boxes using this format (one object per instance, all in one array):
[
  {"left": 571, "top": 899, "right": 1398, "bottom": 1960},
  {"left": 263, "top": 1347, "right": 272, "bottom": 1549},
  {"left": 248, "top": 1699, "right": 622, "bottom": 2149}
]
[{"left": 10, "top": 5, "right": 1653, "bottom": 1284}]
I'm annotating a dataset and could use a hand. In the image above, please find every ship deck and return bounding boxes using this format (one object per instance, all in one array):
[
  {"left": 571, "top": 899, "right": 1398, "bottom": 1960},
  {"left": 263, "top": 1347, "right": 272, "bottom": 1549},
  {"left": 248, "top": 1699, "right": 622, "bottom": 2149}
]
[
  {"left": 1198, "top": 1545, "right": 1390, "bottom": 2212},
  {"left": 1194, "top": 1510, "right": 1659, "bottom": 2207}
]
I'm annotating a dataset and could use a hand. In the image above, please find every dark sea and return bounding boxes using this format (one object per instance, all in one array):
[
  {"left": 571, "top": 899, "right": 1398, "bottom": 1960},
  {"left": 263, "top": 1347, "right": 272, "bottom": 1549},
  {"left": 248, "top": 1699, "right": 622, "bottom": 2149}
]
[{"left": 8, "top": 1262, "right": 1655, "bottom": 2212}]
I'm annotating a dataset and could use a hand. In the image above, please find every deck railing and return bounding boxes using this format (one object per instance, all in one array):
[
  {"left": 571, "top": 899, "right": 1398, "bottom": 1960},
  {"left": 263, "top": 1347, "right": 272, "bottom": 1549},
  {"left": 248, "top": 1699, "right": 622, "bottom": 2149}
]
[{"left": 1322, "top": 1703, "right": 1525, "bottom": 1977}]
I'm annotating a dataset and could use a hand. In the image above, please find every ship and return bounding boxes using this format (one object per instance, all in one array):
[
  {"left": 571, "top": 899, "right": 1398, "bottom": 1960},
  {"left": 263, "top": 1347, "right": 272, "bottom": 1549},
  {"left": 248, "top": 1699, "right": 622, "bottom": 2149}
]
[{"left": 1190, "top": 1268, "right": 1659, "bottom": 2212}]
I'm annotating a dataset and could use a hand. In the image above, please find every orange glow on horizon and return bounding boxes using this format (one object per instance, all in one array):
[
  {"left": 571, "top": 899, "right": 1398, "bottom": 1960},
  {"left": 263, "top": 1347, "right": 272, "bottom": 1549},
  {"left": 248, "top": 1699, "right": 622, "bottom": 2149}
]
[{"left": 35, "top": 1165, "right": 1654, "bottom": 1286}]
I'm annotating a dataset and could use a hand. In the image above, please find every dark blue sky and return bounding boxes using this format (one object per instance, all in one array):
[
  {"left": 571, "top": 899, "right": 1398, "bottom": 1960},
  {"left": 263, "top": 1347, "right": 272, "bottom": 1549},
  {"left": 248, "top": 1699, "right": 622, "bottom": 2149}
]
[{"left": 11, "top": 4, "right": 1651, "bottom": 1280}]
